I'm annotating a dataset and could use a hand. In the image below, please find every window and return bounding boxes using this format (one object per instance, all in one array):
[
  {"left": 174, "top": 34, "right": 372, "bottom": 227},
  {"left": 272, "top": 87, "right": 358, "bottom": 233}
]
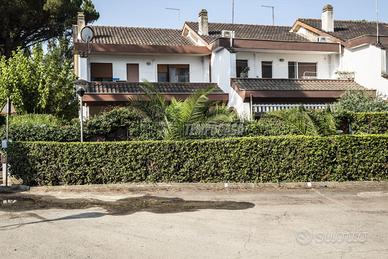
[
  {"left": 157, "top": 64, "right": 190, "bottom": 83},
  {"left": 90, "top": 63, "right": 113, "bottom": 81},
  {"left": 298, "top": 62, "right": 317, "bottom": 79},
  {"left": 127, "top": 64, "right": 139, "bottom": 82},
  {"left": 261, "top": 61, "right": 273, "bottom": 79},
  {"left": 288, "top": 62, "right": 318, "bottom": 79},
  {"left": 288, "top": 62, "right": 297, "bottom": 79},
  {"left": 236, "top": 60, "right": 249, "bottom": 78}
]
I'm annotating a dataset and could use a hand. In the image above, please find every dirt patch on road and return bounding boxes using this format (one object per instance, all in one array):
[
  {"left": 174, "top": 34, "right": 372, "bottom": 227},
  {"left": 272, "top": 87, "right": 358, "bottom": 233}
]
[{"left": 0, "top": 194, "right": 254, "bottom": 216}]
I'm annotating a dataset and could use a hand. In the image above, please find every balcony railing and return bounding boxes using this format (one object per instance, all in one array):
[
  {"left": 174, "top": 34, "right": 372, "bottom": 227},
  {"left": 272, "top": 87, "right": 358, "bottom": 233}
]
[{"left": 252, "top": 103, "right": 330, "bottom": 114}]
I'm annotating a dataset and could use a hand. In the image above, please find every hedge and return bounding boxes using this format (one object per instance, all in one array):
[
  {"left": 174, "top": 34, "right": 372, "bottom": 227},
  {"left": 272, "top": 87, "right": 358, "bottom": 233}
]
[
  {"left": 8, "top": 135, "right": 388, "bottom": 186},
  {"left": 350, "top": 112, "right": 388, "bottom": 134}
]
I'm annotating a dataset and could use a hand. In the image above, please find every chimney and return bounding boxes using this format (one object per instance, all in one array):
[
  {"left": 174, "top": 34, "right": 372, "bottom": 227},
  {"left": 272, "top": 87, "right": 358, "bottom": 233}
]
[
  {"left": 321, "top": 4, "right": 334, "bottom": 32},
  {"left": 198, "top": 9, "right": 209, "bottom": 36},
  {"left": 77, "top": 12, "right": 86, "bottom": 37}
]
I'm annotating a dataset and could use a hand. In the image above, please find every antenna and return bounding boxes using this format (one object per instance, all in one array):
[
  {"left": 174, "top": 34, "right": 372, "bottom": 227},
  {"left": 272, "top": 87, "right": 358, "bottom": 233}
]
[
  {"left": 232, "top": 0, "right": 235, "bottom": 24},
  {"left": 262, "top": 5, "right": 275, "bottom": 26},
  {"left": 165, "top": 7, "right": 181, "bottom": 24},
  {"left": 376, "top": 0, "right": 380, "bottom": 43}
]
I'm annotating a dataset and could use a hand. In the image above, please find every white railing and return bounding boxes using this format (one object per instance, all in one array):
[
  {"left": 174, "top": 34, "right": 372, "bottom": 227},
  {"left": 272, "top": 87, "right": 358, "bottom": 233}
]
[{"left": 252, "top": 103, "right": 330, "bottom": 114}]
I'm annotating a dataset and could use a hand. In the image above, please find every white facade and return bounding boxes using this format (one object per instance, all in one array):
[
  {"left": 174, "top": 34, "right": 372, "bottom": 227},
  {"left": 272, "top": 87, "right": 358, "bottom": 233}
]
[
  {"left": 235, "top": 51, "right": 338, "bottom": 79},
  {"left": 80, "top": 54, "right": 210, "bottom": 83},
  {"left": 341, "top": 44, "right": 388, "bottom": 98}
]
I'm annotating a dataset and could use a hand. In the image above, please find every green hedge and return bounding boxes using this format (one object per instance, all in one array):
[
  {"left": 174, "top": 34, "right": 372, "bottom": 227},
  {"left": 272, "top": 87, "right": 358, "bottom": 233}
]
[
  {"left": 8, "top": 135, "right": 388, "bottom": 186},
  {"left": 350, "top": 112, "right": 388, "bottom": 134}
]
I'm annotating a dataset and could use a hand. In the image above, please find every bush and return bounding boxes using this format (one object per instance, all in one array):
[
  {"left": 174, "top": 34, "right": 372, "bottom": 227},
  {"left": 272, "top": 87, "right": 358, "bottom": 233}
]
[
  {"left": 244, "top": 118, "right": 301, "bottom": 136},
  {"left": 2, "top": 108, "right": 163, "bottom": 142},
  {"left": 350, "top": 112, "right": 388, "bottom": 134},
  {"left": 10, "top": 114, "right": 61, "bottom": 127},
  {"left": 333, "top": 91, "right": 388, "bottom": 114},
  {"left": 248, "top": 109, "right": 337, "bottom": 136},
  {"left": 9, "top": 135, "right": 388, "bottom": 186},
  {"left": 85, "top": 107, "right": 162, "bottom": 141}
]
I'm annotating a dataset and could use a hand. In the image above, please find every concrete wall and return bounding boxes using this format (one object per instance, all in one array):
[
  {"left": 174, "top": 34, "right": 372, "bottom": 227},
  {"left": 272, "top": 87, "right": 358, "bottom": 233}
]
[
  {"left": 342, "top": 45, "right": 388, "bottom": 97},
  {"left": 235, "top": 51, "right": 338, "bottom": 79},
  {"left": 83, "top": 54, "right": 210, "bottom": 82}
]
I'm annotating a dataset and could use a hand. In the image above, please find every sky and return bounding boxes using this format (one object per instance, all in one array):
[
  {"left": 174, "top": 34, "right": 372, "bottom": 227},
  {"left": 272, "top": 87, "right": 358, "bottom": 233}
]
[{"left": 91, "top": 0, "right": 387, "bottom": 28}]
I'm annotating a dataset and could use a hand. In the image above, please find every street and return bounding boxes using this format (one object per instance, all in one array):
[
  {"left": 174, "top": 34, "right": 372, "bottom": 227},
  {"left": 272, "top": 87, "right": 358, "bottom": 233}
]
[{"left": 1, "top": 184, "right": 388, "bottom": 258}]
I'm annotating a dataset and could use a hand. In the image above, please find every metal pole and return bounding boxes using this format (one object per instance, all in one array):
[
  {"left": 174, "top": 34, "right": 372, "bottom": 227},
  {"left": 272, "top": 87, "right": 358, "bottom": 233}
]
[
  {"left": 232, "top": 0, "right": 235, "bottom": 24},
  {"left": 4, "top": 97, "right": 10, "bottom": 186},
  {"left": 250, "top": 94, "right": 253, "bottom": 120},
  {"left": 376, "top": 0, "right": 380, "bottom": 43},
  {"left": 80, "top": 96, "right": 84, "bottom": 142},
  {"left": 165, "top": 8, "right": 181, "bottom": 24},
  {"left": 262, "top": 5, "right": 275, "bottom": 26},
  {"left": 6, "top": 97, "right": 9, "bottom": 141}
]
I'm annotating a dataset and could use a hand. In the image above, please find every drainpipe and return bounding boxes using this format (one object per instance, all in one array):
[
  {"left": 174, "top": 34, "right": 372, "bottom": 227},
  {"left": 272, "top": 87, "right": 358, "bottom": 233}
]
[
  {"left": 250, "top": 94, "right": 253, "bottom": 120},
  {"left": 338, "top": 43, "right": 342, "bottom": 72}
]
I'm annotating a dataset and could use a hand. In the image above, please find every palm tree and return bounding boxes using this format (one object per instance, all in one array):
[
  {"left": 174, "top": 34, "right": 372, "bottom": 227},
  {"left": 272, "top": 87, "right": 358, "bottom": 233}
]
[
  {"left": 268, "top": 107, "right": 336, "bottom": 136},
  {"left": 130, "top": 82, "right": 236, "bottom": 140}
]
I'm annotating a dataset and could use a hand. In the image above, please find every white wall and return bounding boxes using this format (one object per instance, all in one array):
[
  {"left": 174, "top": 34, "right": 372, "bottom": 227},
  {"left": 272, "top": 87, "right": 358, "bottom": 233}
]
[
  {"left": 342, "top": 45, "right": 388, "bottom": 97},
  {"left": 78, "top": 57, "right": 89, "bottom": 80},
  {"left": 86, "top": 54, "right": 210, "bottom": 82},
  {"left": 228, "top": 89, "right": 252, "bottom": 120},
  {"left": 235, "top": 51, "right": 338, "bottom": 79},
  {"left": 211, "top": 48, "right": 236, "bottom": 93}
]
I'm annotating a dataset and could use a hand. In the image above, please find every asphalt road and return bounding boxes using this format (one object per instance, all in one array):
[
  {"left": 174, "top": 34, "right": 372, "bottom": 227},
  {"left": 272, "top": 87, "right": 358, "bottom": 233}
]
[{"left": 0, "top": 185, "right": 388, "bottom": 259}]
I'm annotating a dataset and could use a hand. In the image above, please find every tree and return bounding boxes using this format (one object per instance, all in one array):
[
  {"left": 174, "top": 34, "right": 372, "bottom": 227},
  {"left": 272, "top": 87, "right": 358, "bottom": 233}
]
[
  {"left": 0, "top": 40, "right": 78, "bottom": 119},
  {"left": 130, "top": 82, "right": 237, "bottom": 140},
  {"left": 0, "top": 0, "right": 99, "bottom": 57}
]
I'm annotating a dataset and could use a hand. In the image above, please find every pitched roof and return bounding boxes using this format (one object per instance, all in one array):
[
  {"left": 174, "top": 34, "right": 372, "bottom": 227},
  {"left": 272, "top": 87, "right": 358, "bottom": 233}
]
[
  {"left": 298, "top": 19, "right": 388, "bottom": 41},
  {"left": 77, "top": 81, "right": 225, "bottom": 94},
  {"left": 85, "top": 26, "right": 196, "bottom": 46},
  {"left": 185, "top": 22, "right": 310, "bottom": 43},
  {"left": 232, "top": 78, "right": 367, "bottom": 91}
]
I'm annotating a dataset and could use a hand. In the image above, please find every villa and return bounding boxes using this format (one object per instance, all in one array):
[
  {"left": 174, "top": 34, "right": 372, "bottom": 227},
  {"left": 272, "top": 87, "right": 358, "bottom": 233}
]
[{"left": 74, "top": 4, "right": 386, "bottom": 119}]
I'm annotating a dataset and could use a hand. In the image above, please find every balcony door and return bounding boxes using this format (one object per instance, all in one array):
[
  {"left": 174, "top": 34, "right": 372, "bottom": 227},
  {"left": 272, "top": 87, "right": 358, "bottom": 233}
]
[{"left": 127, "top": 64, "right": 139, "bottom": 82}]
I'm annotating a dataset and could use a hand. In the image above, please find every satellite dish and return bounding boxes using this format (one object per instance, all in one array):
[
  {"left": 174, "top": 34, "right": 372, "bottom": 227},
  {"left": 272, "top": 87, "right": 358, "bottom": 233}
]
[{"left": 80, "top": 26, "right": 94, "bottom": 43}]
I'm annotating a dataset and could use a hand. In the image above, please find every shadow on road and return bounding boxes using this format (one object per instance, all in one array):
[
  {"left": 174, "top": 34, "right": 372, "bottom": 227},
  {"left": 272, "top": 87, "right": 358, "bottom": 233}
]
[{"left": 0, "top": 193, "right": 255, "bottom": 229}]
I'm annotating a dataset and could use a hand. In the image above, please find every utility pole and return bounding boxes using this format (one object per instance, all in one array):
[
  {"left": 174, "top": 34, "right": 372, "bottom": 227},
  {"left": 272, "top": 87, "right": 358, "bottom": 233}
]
[
  {"left": 232, "top": 0, "right": 235, "bottom": 24},
  {"left": 262, "top": 5, "right": 275, "bottom": 26}
]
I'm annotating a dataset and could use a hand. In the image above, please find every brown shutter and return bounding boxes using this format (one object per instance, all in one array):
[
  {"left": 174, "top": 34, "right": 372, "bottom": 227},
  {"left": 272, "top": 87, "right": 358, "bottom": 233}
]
[
  {"left": 298, "top": 63, "right": 317, "bottom": 79},
  {"left": 90, "top": 63, "right": 113, "bottom": 81},
  {"left": 127, "top": 64, "right": 139, "bottom": 82}
]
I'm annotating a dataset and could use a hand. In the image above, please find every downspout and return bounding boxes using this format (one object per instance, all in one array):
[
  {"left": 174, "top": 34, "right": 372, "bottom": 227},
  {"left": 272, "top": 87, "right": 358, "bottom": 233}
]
[
  {"left": 338, "top": 43, "right": 342, "bottom": 71},
  {"left": 250, "top": 94, "right": 253, "bottom": 121}
]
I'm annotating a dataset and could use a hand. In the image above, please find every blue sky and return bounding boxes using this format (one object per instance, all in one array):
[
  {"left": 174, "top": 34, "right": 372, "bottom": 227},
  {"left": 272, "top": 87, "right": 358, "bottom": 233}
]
[{"left": 92, "top": 0, "right": 387, "bottom": 28}]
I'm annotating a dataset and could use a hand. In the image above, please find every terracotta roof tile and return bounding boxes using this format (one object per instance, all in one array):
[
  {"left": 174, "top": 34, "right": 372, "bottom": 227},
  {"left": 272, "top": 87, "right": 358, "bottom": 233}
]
[
  {"left": 232, "top": 78, "right": 368, "bottom": 91},
  {"left": 77, "top": 81, "right": 225, "bottom": 94},
  {"left": 87, "top": 26, "right": 196, "bottom": 46},
  {"left": 185, "top": 22, "right": 310, "bottom": 43},
  {"left": 298, "top": 19, "right": 388, "bottom": 41}
]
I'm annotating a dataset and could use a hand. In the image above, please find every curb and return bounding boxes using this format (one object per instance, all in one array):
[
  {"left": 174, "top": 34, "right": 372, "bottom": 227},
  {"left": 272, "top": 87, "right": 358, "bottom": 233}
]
[
  {"left": 25, "top": 181, "right": 388, "bottom": 194},
  {"left": 0, "top": 185, "right": 30, "bottom": 193}
]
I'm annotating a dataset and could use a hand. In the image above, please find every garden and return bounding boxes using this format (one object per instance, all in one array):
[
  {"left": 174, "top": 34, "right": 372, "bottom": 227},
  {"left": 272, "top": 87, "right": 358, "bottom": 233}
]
[{"left": 2, "top": 88, "right": 388, "bottom": 186}]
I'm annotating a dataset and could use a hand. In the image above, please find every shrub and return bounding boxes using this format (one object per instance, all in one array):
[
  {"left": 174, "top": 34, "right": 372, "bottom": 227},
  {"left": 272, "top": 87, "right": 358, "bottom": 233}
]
[
  {"left": 8, "top": 135, "right": 388, "bottom": 186},
  {"left": 255, "top": 108, "right": 337, "bottom": 136},
  {"left": 85, "top": 107, "right": 163, "bottom": 141},
  {"left": 244, "top": 118, "right": 300, "bottom": 136},
  {"left": 350, "top": 112, "right": 388, "bottom": 134},
  {"left": 333, "top": 91, "right": 388, "bottom": 114},
  {"left": 10, "top": 114, "right": 62, "bottom": 127}
]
